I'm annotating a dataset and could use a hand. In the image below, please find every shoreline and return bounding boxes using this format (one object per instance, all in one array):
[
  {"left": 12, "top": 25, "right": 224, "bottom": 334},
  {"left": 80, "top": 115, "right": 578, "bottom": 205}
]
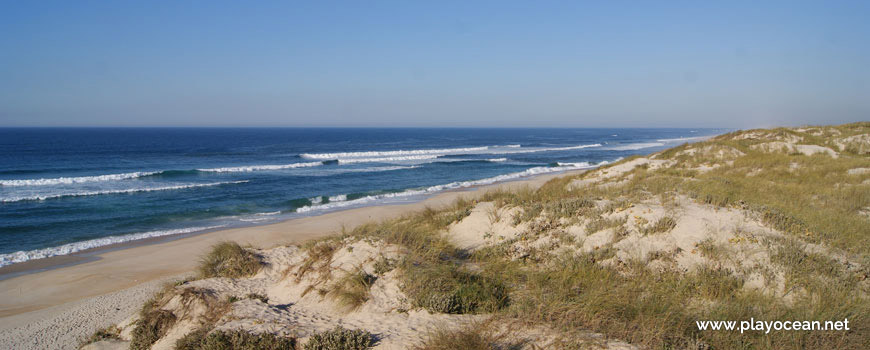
[
  {"left": 0, "top": 168, "right": 584, "bottom": 322},
  {"left": 0, "top": 161, "right": 612, "bottom": 277}
]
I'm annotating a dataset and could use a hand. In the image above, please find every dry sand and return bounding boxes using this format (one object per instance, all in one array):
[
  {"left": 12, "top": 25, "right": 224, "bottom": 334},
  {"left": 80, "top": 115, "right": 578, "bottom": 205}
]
[{"left": 0, "top": 170, "right": 579, "bottom": 350}]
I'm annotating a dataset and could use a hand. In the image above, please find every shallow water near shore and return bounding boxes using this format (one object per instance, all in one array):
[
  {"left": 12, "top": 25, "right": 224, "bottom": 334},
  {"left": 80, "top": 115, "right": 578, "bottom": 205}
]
[{"left": 0, "top": 127, "right": 722, "bottom": 267}]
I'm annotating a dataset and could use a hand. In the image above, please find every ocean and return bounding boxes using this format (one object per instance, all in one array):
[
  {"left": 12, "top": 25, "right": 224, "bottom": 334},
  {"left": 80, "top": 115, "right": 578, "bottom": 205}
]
[{"left": 0, "top": 127, "right": 723, "bottom": 267}]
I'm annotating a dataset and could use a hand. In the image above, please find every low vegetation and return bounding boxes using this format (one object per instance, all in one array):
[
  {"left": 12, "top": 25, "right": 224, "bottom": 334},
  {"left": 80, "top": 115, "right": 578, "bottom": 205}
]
[
  {"left": 416, "top": 323, "right": 518, "bottom": 350},
  {"left": 245, "top": 293, "right": 269, "bottom": 303},
  {"left": 132, "top": 284, "right": 230, "bottom": 350},
  {"left": 304, "top": 326, "right": 374, "bottom": 350},
  {"left": 129, "top": 308, "right": 176, "bottom": 350},
  {"left": 641, "top": 216, "right": 677, "bottom": 235},
  {"left": 176, "top": 328, "right": 296, "bottom": 350},
  {"left": 328, "top": 269, "right": 377, "bottom": 311},
  {"left": 198, "top": 241, "right": 262, "bottom": 278},
  {"left": 402, "top": 263, "right": 509, "bottom": 314},
  {"left": 79, "top": 325, "right": 121, "bottom": 347}
]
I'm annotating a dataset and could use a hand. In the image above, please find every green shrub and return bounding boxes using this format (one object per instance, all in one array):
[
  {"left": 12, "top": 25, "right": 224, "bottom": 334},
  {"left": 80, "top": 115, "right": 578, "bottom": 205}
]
[
  {"left": 177, "top": 328, "right": 296, "bottom": 350},
  {"left": 304, "top": 326, "right": 374, "bottom": 350},
  {"left": 403, "top": 264, "right": 509, "bottom": 314},
  {"left": 174, "top": 327, "right": 211, "bottom": 350}
]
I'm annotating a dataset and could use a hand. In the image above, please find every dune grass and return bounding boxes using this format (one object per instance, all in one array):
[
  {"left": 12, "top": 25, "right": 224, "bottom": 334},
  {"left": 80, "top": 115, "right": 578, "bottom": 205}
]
[
  {"left": 129, "top": 309, "right": 176, "bottom": 350},
  {"left": 641, "top": 216, "right": 677, "bottom": 235},
  {"left": 131, "top": 281, "right": 232, "bottom": 350},
  {"left": 328, "top": 268, "right": 378, "bottom": 311},
  {"left": 79, "top": 325, "right": 121, "bottom": 348},
  {"left": 415, "top": 322, "right": 520, "bottom": 350},
  {"left": 402, "top": 262, "right": 509, "bottom": 314},
  {"left": 198, "top": 242, "right": 263, "bottom": 279}
]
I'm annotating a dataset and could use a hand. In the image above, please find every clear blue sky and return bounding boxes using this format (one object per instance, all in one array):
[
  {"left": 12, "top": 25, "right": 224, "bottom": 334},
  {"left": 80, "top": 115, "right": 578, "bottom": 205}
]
[{"left": 1, "top": 1, "right": 868, "bottom": 127}]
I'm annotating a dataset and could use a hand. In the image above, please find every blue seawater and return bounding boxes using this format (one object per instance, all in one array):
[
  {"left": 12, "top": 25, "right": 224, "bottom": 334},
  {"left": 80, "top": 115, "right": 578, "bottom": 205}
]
[{"left": 0, "top": 128, "right": 723, "bottom": 267}]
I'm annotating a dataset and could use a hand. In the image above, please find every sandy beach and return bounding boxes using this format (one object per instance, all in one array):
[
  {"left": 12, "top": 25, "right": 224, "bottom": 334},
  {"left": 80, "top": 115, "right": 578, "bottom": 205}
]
[{"left": 0, "top": 169, "right": 577, "bottom": 349}]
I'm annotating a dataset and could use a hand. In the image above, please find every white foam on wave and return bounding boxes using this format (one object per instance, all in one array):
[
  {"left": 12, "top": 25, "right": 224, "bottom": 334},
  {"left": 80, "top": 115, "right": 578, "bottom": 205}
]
[
  {"left": 301, "top": 146, "right": 494, "bottom": 159},
  {"left": 365, "top": 165, "right": 419, "bottom": 171},
  {"left": 486, "top": 143, "right": 602, "bottom": 154},
  {"left": 238, "top": 211, "right": 283, "bottom": 223},
  {"left": 323, "top": 144, "right": 601, "bottom": 165},
  {"left": 197, "top": 162, "right": 323, "bottom": 172},
  {"left": 487, "top": 158, "right": 508, "bottom": 162},
  {"left": 328, "top": 194, "right": 347, "bottom": 202},
  {"left": 336, "top": 155, "right": 439, "bottom": 164},
  {"left": 336, "top": 165, "right": 419, "bottom": 172},
  {"left": 0, "top": 181, "right": 248, "bottom": 203},
  {"left": 296, "top": 160, "right": 609, "bottom": 214},
  {"left": 607, "top": 142, "right": 666, "bottom": 151},
  {"left": 293, "top": 165, "right": 420, "bottom": 177},
  {"left": 0, "top": 225, "right": 226, "bottom": 267},
  {"left": 0, "top": 171, "right": 160, "bottom": 187},
  {"left": 302, "top": 143, "right": 600, "bottom": 162},
  {"left": 557, "top": 162, "right": 591, "bottom": 167}
]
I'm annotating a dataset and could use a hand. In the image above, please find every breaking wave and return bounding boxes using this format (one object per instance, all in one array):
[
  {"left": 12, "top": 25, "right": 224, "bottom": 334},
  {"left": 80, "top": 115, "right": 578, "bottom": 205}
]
[
  {"left": 0, "top": 225, "right": 226, "bottom": 267},
  {"left": 337, "top": 165, "right": 419, "bottom": 172},
  {"left": 0, "top": 181, "right": 249, "bottom": 203},
  {"left": 0, "top": 171, "right": 161, "bottom": 187},
  {"left": 487, "top": 144, "right": 602, "bottom": 154},
  {"left": 197, "top": 162, "right": 324, "bottom": 172},
  {"left": 335, "top": 155, "right": 439, "bottom": 164},
  {"left": 302, "top": 143, "right": 601, "bottom": 163},
  {"left": 300, "top": 146, "right": 495, "bottom": 159},
  {"left": 295, "top": 160, "right": 609, "bottom": 214},
  {"left": 238, "top": 211, "right": 283, "bottom": 223}
]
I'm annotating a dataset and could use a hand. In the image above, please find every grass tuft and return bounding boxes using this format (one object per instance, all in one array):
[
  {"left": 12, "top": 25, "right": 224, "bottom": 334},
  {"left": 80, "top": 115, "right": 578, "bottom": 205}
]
[
  {"left": 79, "top": 325, "right": 121, "bottom": 347},
  {"left": 328, "top": 268, "right": 377, "bottom": 311},
  {"left": 641, "top": 216, "right": 678, "bottom": 235},
  {"left": 415, "top": 324, "right": 515, "bottom": 350},
  {"left": 198, "top": 242, "right": 262, "bottom": 279},
  {"left": 129, "top": 309, "right": 177, "bottom": 350}
]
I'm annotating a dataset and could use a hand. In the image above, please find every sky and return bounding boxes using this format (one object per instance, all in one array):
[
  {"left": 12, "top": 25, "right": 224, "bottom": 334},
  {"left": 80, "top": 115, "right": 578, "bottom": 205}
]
[{"left": 0, "top": 1, "right": 868, "bottom": 128}]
